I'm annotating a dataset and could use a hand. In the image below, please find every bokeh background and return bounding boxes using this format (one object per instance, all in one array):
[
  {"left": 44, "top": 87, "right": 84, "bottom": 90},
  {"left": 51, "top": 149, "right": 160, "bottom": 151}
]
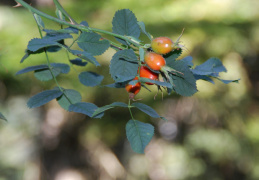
[{"left": 0, "top": 0, "right": 258, "bottom": 180}]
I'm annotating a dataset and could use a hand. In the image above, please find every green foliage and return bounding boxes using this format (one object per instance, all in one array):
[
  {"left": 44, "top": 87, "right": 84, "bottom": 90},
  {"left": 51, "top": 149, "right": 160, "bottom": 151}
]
[
  {"left": 27, "top": 89, "right": 63, "bottom": 108},
  {"left": 112, "top": 9, "right": 141, "bottom": 45},
  {"left": 131, "top": 102, "right": 161, "bottom": 118},
  {"left": 79, "top": 71, "right": 104, "bottom": 87},
  {"left": 92, "top": 102, "right": 128, "bottom": 117},
  {"left": 126, "top": 119, "right": 154, "bottom": 153},
  {"left": 14, "top": 0, "right": 239, "bottom": 153},
  {"left": 68, "top": 102, "right": 104, "bottom": 118},
  {"left": 109, "top": 49, "right": 138, "bottom": 82},
  {"left": 77, "top": 32, "right": 110, "bottom": 56},
  {"left": 57, "top": 89, "right": 82, "bottom": 110}
]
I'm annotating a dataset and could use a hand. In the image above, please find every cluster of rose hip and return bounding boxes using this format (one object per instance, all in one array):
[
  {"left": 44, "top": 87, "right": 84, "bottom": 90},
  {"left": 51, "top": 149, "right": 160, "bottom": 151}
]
[{"left": 125, "top": 36, "right": 183, "bottom": 98}]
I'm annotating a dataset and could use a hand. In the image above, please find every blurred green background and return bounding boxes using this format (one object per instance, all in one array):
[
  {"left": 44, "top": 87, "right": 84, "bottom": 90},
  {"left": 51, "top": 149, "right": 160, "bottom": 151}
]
[{"left": 0, "top": 0, "right": 259, "bottom": 180}]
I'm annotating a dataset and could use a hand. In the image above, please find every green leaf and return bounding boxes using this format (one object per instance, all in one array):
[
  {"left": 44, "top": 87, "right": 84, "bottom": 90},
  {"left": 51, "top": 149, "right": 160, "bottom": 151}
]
[
  {"left": 70, "top": 58, "right": 87, "bottom": 66},
  {"left": 191, "top": 57, "right": 227, "bottom": 75},
  {"left": 69, "top": 49, "right": 100, "bottom": 66},
  {"left": 34, "top": 63, "right": 70, "bottom": 81},
  {"left": 138, "top": 21, "right": 152, "bottom": 41},
  {"left": 0, "top": 112, "right": 7, "bottom": 121},
  {"left": 131, "top": 102, "right": 160, "bottom": 118},
  {"left": 165, "top": 49, "right": 182, "bottom": 66},
  {"left": 33, "top": 13, "right": 45, "bottom": 29},
  {"left": 27, "top": 38, "right": 58, "bottom": 52},
  {"left": 57, "top": 89, "right": 82, "bottom": 110},
  {"left": 110, "top": 49, "right": 138, "bottom": 82},
  {"left": 79, "top": 71, "right": 104, "bottom": 87},
  {"left": 181, "top": 56, "right": 193, "bottom": 67},
  {"left": 16, "top": 65, "right": 48, "bottom": 75},
  {"left": 68, "top": 102, "right": 104, "bottom": 118},
  {"left": 194, "top": 74, "right": 215, "bottom": 84},
  {"left": 27, "top": 89, "right": 63, "bottom": 108},
  {"left": 216, "top": 78, "right": 240, "bottom": 84},
  {"left": 139, "top": 77, "right": 172, "bottom": 88},
  {"left": 77, "top": 32, "right": 110, "bottom": 56},
  {"left": 126, "top": 119, "right": 154, "bottom": 153},
  {"left": 166, "top": 58, "right": 198, "bottom": 96},
  {"left": 55, "top": 8, "right": 66, "bottom": 21},
  {"left": 139, "top": 47, "right": 145, "bottom": 62},
  {"left": 112, "top": 9, "right": 140, "bottom": 45},
  {"left": 92, "top": 102, "right": 128, "bottom": 117}
]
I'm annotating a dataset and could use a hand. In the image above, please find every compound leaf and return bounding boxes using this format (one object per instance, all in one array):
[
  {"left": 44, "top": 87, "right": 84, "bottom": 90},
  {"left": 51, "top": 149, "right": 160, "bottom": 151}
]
[
  {"left": 57, "top": 89, "right": 82, "bottom": 110},
  {"left": 27, "top": 89, "right": 63, "bottom": 108},
  {"left": 112, "top": 9, "right": 140, "bottom": 45},
  {"left": 92, "top": 102, "right": 128, "bottom": 117},
  {"left": 110, "top": 49, "right": 138, "bottom": 82},
  {"left": 126, "top": 119, "right": 154, "bottom": 153},
  {"left": 68, "top": 102, "right": 104, "bottom": 118},
  {"left": 79, "top": 71, "right": 104, "bottom": 87},
  {"left": 34, "top": 63, "right": 70, "bottom": 81},
  {"left": 77, "top": 32, "right": 110, "bottom": 56}
]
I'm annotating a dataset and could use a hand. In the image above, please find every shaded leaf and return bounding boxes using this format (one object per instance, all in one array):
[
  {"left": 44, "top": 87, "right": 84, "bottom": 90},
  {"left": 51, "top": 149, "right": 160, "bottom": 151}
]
[
  {"left": 57, "top": 89, "right": 82, "bottom": 110},
  {"left": 79, "top": 71, "right": 104, "bottom": 87},
  {"left": 16, "top": 65, "right": 48, "bottom": 75},
  {"left": 166, "top": 58, "right": 197, "bottom": 96},
  {"left": 0, "top": 112, "right": 7, "bottom": 121},
  {"left": 68, "top": 102, "right": 103, "bottom": 118},
  {"left": 92, "top": 102, "right": 128, "bottom": 117},
  {"left": 126, "top": 119, "right": 154, "bottom": 153},
  {"left": 77, "top": 32, "right": 110, "bottom": 56},
  {"left": 27, "top": 89, "right": 63, "bottom": 108},
  {"left": 110, "top": 49, "right": 138, "bottom": 82},
  {"left": 131, "top": 102, "right": 160, "bottom": 118},
  {"left": 34, "top": 63, "right": 70, "bottom": 81},
  {"left": 69, "top": 49, "right": 100, "bottom": 66},
  {"left": 27, "top": 38, "right": 58, "bottom": 52},
  {"left": 112, "top": 9, "right": 140, "bottom": 45},
  {"left": 165, "top": 49, "right": 182, "bottom": 66},
  {"left": 70, "top": 58, "right": 88, "bottom": 66},
  {"left": 191, "top": 57, "right": 227, "bottom": 75},
  {"left": 139, "top": 78, "right": 172, "bottom": 88}
]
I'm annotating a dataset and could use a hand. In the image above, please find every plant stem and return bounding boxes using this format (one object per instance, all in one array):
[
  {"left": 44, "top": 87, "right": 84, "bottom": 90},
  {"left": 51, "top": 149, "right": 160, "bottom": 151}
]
[
  {"left": 128, "top": 99, "right": 134, "bottom": 120},
  {"left": 53, "top": 0, "right": 77, "bottom": 24},
  {"left": 33, "top": 13, "right": 74, "bottom": 105},
  {"left": 15, "top": 0, "right": 141, "bottom": 47}
]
